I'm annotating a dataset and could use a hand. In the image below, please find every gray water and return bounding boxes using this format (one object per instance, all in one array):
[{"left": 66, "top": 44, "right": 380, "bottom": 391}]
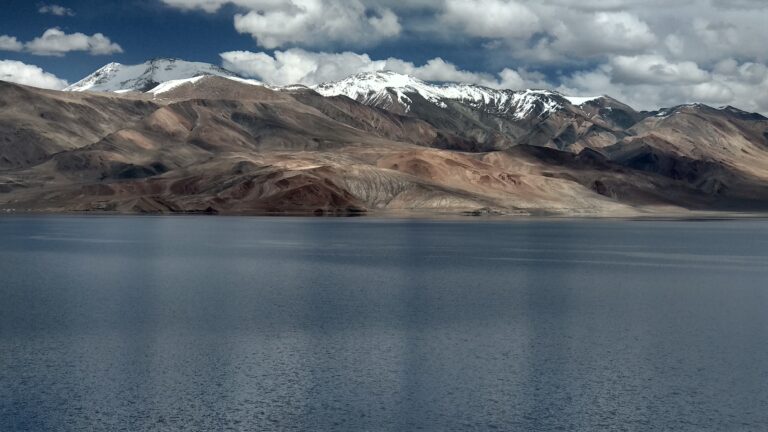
[{"left": 1, "top": 216, "right": 767, "bottom": 431}]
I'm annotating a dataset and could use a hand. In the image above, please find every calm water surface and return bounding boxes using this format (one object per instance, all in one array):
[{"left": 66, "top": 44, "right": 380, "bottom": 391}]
[{"left": 1, "top": 216, "right": 768, "bottom": 431}]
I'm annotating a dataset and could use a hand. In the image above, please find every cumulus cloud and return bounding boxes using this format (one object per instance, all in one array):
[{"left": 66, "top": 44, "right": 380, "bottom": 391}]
[
  {"left": 558, "top": 56, "right": 768, "bottom": 113},
  {"left": 168, "top": 0, "right": 768, "bottom": 112},
  {"left": 38, "top": 4, "right": 76, "bottom": 16},
  {"left": 542, "top": 12, "right": 657, "bottom": 59},
  {"left": 678, "top": 15, "right": 768, "bottom": 63},
  {"left": 0, "top": 60, "right": 68, "bottom": 89},
  {"left": 440, "top": 0, "right": 540, "bottom": 39},
  {"left": 221, "top": 49, "right": 380, "bottom": 86},
  {"left": 0, "top": 35, "right": 23, "bottom": 52},
  {"left": 163, "top": 0, "right": 768, "bottom": 67},
  {"left": 218, "top": 47, "right": 768, "bottom": 114},
  {"left": 234, "top": 1, "right": 400, "bottom": 49},
  {"left": 404, "top": 0, "right": 768, "bottom": 68},
  {"left": 220, "top": 48, "right": 547, "bottom": 89},
  {"left": 609, "top": 55, "right": 709, "bottom": 85},
  {"left": 162, "top": 0, "right": 401, "bottom": 48},
  {"left": 25, "top": 28, "right": 123, "bottom": 56}
]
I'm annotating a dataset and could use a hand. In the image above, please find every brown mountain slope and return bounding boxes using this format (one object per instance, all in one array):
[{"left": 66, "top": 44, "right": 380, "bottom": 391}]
[
  {"left": 0, "top": 81, "right": 157, "bottom": 169},
  {"left": 604, "top": 105, "right": 768, "bottom": 206},
  {"left": 2, "top": 78, "right": 768, "bottom": 215}
]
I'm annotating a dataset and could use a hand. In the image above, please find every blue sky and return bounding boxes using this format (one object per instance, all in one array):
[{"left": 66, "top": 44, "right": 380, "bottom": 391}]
[
  {"left": 0, "top": 0, "right": 496, "bottom": 82},
  {"left": 2, "top": 0, "right": 768, "bottom": 113},
  {"left": 0, "top": 0, "right": 264, "bottom": 80}
]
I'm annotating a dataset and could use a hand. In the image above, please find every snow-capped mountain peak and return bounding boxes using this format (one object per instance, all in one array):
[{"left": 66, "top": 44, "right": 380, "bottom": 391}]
[
  {"left": 312, "top": 70, "right": 576, "bottom": 120},
  {"left": 66, "top": 61, "right": 606, "bottom": 122},
  {"left": 65, "top": 58, "right": 241, "bottom": 93},
  {"left": 312, "top": 71, "right": 449, "bottom": 112}
]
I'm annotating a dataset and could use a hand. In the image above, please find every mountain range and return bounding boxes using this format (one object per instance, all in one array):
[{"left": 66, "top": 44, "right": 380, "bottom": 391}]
[{"left": 2, "top": 58, "right": 768, "bottom": 216}]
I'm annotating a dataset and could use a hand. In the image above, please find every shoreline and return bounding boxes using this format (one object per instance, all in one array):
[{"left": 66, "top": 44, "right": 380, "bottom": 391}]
[{"left": 3, "top": 207, "right": 768, "bottom": 222}]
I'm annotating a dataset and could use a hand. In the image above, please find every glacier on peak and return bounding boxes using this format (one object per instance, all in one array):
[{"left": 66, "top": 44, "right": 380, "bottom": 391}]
[
  {"left": 65, "top": 58, "right": 240, "bottom": 93},
  {"left": 312, "top": 71, "right": 583, "bottom": 120},
  {"left": 65, "top": 61, "right": 605, "bottom": 121}
]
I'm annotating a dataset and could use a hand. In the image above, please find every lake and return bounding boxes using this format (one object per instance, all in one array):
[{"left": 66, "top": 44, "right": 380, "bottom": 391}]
[{"left": 1, "top": 216, "right": 767, "bottom": 431}]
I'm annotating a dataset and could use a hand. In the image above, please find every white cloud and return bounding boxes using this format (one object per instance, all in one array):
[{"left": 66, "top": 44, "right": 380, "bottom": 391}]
[
  {"left": 544, "top": 12, "right": 657, "bottom": 58},
  {"left": 162, "top": 0, "right": 768, "bottom": 67},
  {"left": 25, "top": 28, "right": 123, "bottom": 56},
  {"left": 161, "top": 0, "right": 401, "bottom": 48},
  {"left": 406, "top": 1, "right": 768, "bottom": 68},
  {"left": 558, "top": 56, "right": 768, "bottom": 114},
  {"left": 0, "top": 60, "right": 68, "bottom": 89},
  {"left": 233, "top": 0, "right": 400, "bottom": 49},
  {"left": 367, "top": 8, "right": 401, "bottom": 38},
  {"left": 38, "top": 4, "right": 76, "bottom": 16},
  {"left": 163, "top": 0, "right": 768, "bottom": 112},
  {"left": 0, "top": 35, "right": 23, "bottom": 52},
  {"left": 221, "top": 49, "right": 378, "bottom": 86},
  {"left": 220, "top": 48, "right": 768, "bottom": 113},
  {"left": 441, "top": 0, "right": 540, "bottom": 39},
  {"left": 220, "top": 48, "right": 547, "bottom": 89},
  {"left": 541, "top": 0, "right": 674, "bottom": 11},
  {"left": 609, "top": 55, "right": 709, "bottom": 85}
]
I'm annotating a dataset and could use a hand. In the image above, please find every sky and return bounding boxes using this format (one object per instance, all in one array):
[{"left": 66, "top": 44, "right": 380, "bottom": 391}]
[{"left": 2, "top": 0, "right": 768, "bottom": 112}]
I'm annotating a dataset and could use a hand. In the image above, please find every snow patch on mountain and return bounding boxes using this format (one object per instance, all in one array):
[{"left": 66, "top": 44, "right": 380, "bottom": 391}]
[
  {"left": 564, "top": 96, "right": 602, "bottom": 106},
  {"left": 655, "top": 103, "right": 711, "bottom": 119},
  {"left": 146, "top": 75, "right": 265, "bottom": 96},
  {"left": 148, "top": 76, "right": 207, "bottom": 95},
  {"left": 67, "top": 62, "right": 607, "bottom": 122},
  {"left": 225, "top": 76, "right": 265, "bottom": 87},
  {"left": 65, "top": 58, "right": 240, "bottom": 92},
  {"left": 312, "top": 71, "right": 591, "bottom": 120},
  {"left": 313, "top": 71, "right": 449, "bottom": 112}
]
